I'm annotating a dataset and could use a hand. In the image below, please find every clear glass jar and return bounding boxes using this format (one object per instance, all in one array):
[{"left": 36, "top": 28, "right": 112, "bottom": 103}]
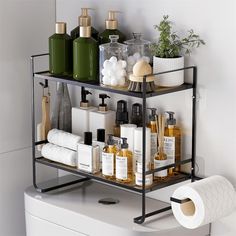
[
  {"left": 99, "top": 35, "right": 128, "bottom": 88},
  {"left": 124, "top": 33, "right": 152, "bottom": 73}
]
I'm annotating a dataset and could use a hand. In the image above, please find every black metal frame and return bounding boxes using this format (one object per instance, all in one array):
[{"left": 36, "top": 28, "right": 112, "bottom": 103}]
[{"left": 31, "top": 53, "right": 197, "bottom": 223}]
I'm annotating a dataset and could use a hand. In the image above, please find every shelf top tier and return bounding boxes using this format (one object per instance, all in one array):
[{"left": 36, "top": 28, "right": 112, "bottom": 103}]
[{"left": 34, "top": 71, "right": 194, "bottom": 98}]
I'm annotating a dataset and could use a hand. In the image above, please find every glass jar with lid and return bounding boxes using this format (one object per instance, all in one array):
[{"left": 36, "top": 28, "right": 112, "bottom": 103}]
[
  {"left": 99, "top": 35, "right": 128, "bottom": 88},
  {"left": 124, "top": 33, "right": 152, "bottom": 73}
]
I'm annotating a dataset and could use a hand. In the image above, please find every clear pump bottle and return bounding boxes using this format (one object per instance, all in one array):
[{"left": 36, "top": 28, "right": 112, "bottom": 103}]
[
  {"left": 116, "top": 138, "right": 133, "bottom": 183},
  {"left": 102, "top": 135, "right": 118, "bottom": 180},
  {"left": 164, "top": 111, "right": 181, "bottom": 175}
]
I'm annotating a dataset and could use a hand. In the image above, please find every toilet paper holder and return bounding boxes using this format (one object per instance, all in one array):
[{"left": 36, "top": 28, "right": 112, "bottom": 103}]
[{"left": 170, "top": 197, "right": 191, "bottom": 204}]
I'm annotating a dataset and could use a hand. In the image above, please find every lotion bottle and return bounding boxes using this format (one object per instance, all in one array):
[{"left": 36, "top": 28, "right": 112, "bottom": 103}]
[
  {"left": 89, "top": 94, "right": 116, "bottom": 139},
  {"left": 73, "top": 18, "right": 98, "bottom": 81},
  {"left": 102, "top": 134, "right": 117, "bottom": 179},
  {"left": 49, "top": 22, "right": 72, "bottom": 76},
  {"left": 116, "top": 138, "right": 133, "bottom": 183},
  {"left": 71, "top": 8, "right": 99, "bottom": 41},
  {"left": 72, "top": 87, "right": 96, "bottom": 136},
  {"left": 164, "top": 111, "right": 181, "bottom": 175},
  {"left": 98, "top": 11, "right": 126, "bottom": 44}
]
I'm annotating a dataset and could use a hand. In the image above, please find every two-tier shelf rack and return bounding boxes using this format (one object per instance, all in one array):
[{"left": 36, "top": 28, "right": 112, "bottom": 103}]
[{"left": 31, "top": 53, "right": 197, "bottom": 224}]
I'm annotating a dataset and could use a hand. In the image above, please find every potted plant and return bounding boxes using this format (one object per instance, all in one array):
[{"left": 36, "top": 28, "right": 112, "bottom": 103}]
[{"left": 151, "top": 15, "right": 205, "bottom": 87}]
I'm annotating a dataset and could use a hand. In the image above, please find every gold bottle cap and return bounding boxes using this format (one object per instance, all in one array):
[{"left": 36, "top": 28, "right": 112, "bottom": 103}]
[
  {"left": 55, "top": 22, "right": 66, "bottom": 34},
  {"left": 105, "top": 11, "right": 120, "bottom": 30},
  {"left": 79, "top": 8, "right": 93, "bottom": 26},
  {"left": 80, "top": 26, "right": 91, "bottom": 38}
]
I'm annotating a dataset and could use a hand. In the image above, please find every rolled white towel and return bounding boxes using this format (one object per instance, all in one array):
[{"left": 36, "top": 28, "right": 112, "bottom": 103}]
[
  {"left": 41, "top": 143, "right": 77, "bottom": 167},
  {"left": 47, "top": 129, "right": 81, "bottom": 151}
]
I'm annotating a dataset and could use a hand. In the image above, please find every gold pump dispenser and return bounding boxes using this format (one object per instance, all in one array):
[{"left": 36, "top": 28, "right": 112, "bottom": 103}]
[
  {"left": 79, "top": 8, "right": 92, "bottom": 26},
  {"left": 106, "top": 11, "right": 119, "bottom": 30}
]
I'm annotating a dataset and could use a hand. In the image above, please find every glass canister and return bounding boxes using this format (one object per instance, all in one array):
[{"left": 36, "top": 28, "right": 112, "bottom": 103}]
[
  {"left": 99, "top": 35, "right": 128, "bottom": 88},
  {"left": 124, "top": 33, "right": 152, "bottom": 73}
]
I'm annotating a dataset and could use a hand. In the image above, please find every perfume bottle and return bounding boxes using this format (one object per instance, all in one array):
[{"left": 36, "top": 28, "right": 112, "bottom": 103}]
[
  {"left": 102, "top": 135, "right": 118, "bottom": 179},
  {"left": 115, "top": 138, "right": 133, "bottom": 183}
]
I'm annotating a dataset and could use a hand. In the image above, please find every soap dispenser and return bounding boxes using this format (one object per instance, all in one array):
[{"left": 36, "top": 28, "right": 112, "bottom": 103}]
[
  {"left": 147, "top": 108, "right": 158, "bottom": 168},
  {"left": 131, "top": 103, "right": 143, "bottom": 127},
  {"left": 164, "top": 111, "right": 181, "bottom": 175},
  {"left": 98, "top": 11, "right": 126, "bottom": 44},
  {"left": 116, "top": 137, "right": 133, "bottom": 183},
  {"left": 49, "top": 22, "right": 72, "bottom": 76},
  {"left": 113, "top": 100, "right": 129, "bottom": 137},
  {"left": 89, "top": 93, "right": 116, "bottom": 139},
  {"left": 102, "top": 134, "right": 117, "bottom": 179},
  {"left": 73, "top": 15, "right": 99, "bottom": 81},
  {"left": 72, "top": 87, "right": 96, "bottom": 136},
  {"left": 71, "top": 8, "right": 99, "bottom": 41}
]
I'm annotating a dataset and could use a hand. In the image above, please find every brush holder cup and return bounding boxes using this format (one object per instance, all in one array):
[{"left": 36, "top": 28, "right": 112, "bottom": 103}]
[
  {"left": 99, "top": 35, "right": 128, "bottom": 88},
  {"left": 124, "top": 33, "right": 152, "bottom": 74}
]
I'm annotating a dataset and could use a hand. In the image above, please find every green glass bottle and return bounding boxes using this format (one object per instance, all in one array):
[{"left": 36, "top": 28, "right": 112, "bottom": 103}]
[
  {"left": 98, "top": 11, "right": 126, "bottom": 44},
  {"left": 49, "top": 22, "right": 72, "bottom": 76},
  {"left": 71, "top": 8, "right": 99, "bottom": 41},
  {"left": 73, "top": 26, "right": 99, "bottom": 82}
]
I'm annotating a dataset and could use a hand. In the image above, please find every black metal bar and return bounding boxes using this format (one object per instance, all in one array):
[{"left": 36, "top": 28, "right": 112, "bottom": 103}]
[
  {"left": 170, "top": 197, "right": 191, "bottom": 204},
  {"left": 134, "top": 206, "right": 172, "bottom": 223},
  {"left": 191, "top": 66, "right": 197, "bottom": 182},
  {"left": 146, "top": 158, "right": 192, "bottom": 175},
  {"left": 36, "top": 177, "right": 90, "bottom": 193},
  {"left": 35, "top": 140, "right": 47, "bottom": 145},
  {"left": 31, "top": 53, "right": 49, "bottom": 58}
]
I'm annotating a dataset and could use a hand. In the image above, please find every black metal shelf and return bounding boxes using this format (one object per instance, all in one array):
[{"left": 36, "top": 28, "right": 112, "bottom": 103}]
[
  {"left": 34, "top": 71, "right": 193, "bottom": 98},
  {"left": 31, "top": 53, "right": 197, "bottom": 224},
  {"left": 35, "top": 157, "right": 191, "bottom": 193}
]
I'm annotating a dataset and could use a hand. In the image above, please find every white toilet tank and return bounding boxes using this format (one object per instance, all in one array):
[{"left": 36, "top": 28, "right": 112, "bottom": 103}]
[{"left": 24, "top": 179, "right": 209, "bottom": 236}]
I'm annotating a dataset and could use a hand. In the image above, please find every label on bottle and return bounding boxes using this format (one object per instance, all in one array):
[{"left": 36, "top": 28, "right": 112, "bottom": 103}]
[
  {"left": 102, "top": 152, "right": 114, "bottom": 176},
  {"left": 151, "top": 133, "right": 158, "bottom": 160},
  {"left": 154, "top": 159, "right": 168, "bottom": 177},
  {"left": 116, "top": 156, "right": 128, "bottom": 180},
  {"left": 135, "top": 172, "right": 153, "bottom": 186},
  {"left": 137, "top": 162, "right": 150, "bottom": 173},
  {"left": 164, "top": 136, "right": 175, "bottom": 165},
  {"left": 134, "top": 149, "right": 142, "bottom": 163}
]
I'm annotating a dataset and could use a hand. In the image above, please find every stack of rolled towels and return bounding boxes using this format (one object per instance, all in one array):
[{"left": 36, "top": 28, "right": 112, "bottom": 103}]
[{"left": 41, "top": 129, "right": 81, "bottom": 167}]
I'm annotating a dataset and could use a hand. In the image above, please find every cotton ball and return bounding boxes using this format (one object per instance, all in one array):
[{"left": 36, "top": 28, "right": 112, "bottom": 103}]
[
  {"left": 101, "top": 68, "right": 108, "bottom": 76},
  {"left": 133, "top": 52, "right": 141, "bottom": 61},
  {"left": 118, "top": 77, "right": 126, "bottom": 86},
  {"left": 127, "top": 56, "right": 135, "bottom": 65},
  {"left": 103, "top": 76, "right": 111, "bottom": 86},
  {"left": 141, "top": 56, "right": 150, "bottom": 64},
  {"left": 110, "top": 77, "right": 118, "bottom": 87},
  {"left": 113, "top": 62, "right": 122, "bottom": 71},
  {"left": 109, "top": 56, "right": 117, "bottom": 64},
  {"left": 120, "top": 60, "right": 127, "bottom": 69},
  {"left": 103, "top": 60, "right": 112, "bottom": 69}
]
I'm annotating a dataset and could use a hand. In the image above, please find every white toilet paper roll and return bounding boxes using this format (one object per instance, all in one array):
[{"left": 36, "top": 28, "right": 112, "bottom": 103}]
[
  {"left": 120, "top": 124, "right": 137, "bottom": 153},
  {"left": 171, "top": 175, "right": 236, "bottom": 229}
]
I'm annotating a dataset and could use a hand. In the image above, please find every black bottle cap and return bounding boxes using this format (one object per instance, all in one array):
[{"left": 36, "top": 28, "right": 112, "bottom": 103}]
[
  {"left": 116, "top": 100, "right": 129, "bottom": 125},
  {"left": 121, "top": 137, "right": 128, "bottom": 149},
  {"left": 166, "top": 111, "right": 176, "bottom": 125},
  {"left": 131, "top": 103, "right": 143, "bottom": 126},
  {"left": 148, "top": 108, "right": 157, "bottom": 122},
  {"left": 107, "top": 134, "right": 114, "bottom": 145},
  {"left": 99, "top": 94, "right": 110, "bottom": 112},
  {"left": 84, "top": 132, "right": 92, "bottom": 145},
  {"left": 97, "top": 129, "right": 105, "bottom": 142}
]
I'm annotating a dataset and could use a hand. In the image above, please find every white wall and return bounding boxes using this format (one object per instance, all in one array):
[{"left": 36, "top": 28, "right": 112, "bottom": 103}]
[
  {"left": 56, "top": 0, "right": 236, "bottom": 235},
  {"left": 0, "top": 1, "right": 56, "bottom": 235}
]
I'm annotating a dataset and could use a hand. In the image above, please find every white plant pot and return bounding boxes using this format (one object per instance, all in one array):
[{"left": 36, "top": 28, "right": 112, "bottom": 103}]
[{"left": 153, "top": 56, "right": 184, "bottom": 87}]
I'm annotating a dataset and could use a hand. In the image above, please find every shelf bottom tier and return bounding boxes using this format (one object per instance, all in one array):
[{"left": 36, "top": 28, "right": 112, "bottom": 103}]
[{"left": 35, "top": 157, "right": 191, "bottom": 193}]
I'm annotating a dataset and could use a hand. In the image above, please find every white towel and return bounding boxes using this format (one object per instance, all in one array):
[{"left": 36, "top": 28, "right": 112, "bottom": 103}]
[
  {"left": 47, "top": 129, "right": 81, "bottom": 151},
  {"left": 41, "top": 143, "right": 77, "bottom": 167}
]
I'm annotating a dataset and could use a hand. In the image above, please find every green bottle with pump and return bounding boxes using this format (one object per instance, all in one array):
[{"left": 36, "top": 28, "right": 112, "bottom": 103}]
[
  {"left": 164, "top": 111, "right": 181, "bottom": 175},
  {"left": 49, "top": 22, "right": 72, "bottom": 76},
  {"left": 98, "top": 11, "right": 126, "bottom": 44},
  {"left": 73, "top": 18, "right": 99, "bottom": 81},
  {"left": 71, "top": 8, "right": 99, "bottom": 41}
]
